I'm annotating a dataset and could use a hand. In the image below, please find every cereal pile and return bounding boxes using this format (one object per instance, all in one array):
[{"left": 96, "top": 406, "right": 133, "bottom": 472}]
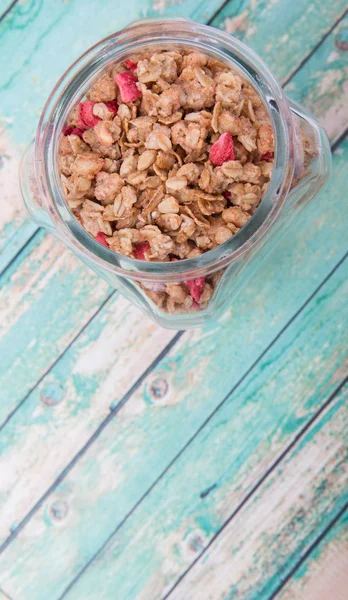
[{"left": 59, "top": 49, "right": 274, "bottom": 313}]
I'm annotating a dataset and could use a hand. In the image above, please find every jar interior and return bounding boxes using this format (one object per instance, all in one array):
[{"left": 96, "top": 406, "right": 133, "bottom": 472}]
[{"left": 47, "top": 43, "right": 293, "bottom": 283}]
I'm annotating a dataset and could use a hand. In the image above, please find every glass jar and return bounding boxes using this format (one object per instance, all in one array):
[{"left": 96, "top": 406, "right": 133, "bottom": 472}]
[{"left": 20, "top": 19, "right": 331, "bottom": 329}]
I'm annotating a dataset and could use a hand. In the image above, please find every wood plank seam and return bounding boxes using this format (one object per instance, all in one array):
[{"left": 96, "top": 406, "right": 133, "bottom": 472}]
[
  {"left": 0, "top": 0, "right": 18, "bottom": 23},
  {"left": 206, "top": 0, "right": 232, "bottom": 24},
  {"left": 2, "top": 242, "right": 347, "bottom": 562},
  {"left": 0, "top": 291, "right": 115, "bottom": 435},
  {"left": 0, "top": 2, "right": 346, "bottom": 280},
  {"left": 0, "top": 329, "right": 183, "bottom": 555},
  {"left": 271, "top": 503, "right": 348, "bottom": 599},
  {"left": 281, "top": 6, "right": 348, "bottom": 86},
  {"left": 0, "top": 592, "right": 13, "bottom": 600},
  {"left": 1, "top": 245, "right": 346, "bottom": 559},
  {"left": 0, "top": 103, "right": 346, "bottom": 434},
  {"left": 54, "top": 262, "right": 348, "bottom": 597},
  {"left": 331, "top": 127, "right": 348, "bottom": 152},
  {"left": 162, "top": 379, "right": 348, "bottom": 599},
  {"left": 0, "top": 24, "right": 346, "bottom": 572}
]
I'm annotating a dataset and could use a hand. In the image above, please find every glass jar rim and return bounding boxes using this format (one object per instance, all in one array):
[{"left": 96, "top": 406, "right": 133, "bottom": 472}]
[{"left": 35, "top": 18, "right": 295, "bottom": 282}]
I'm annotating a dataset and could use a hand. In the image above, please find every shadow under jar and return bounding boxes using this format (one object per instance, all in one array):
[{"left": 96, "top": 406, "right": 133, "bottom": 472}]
[{"left": 20, "top": 19, "right": 331, "bottom": 329}]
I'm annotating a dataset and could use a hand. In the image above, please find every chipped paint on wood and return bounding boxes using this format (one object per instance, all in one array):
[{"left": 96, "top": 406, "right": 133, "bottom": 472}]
[
  {"left": 0, "top": 140, "right": 347, "bottom": 554},
  {"left": 0, "top": 137, "right": 348, "bottom": 564},
  {"left": 0, "top": 251, "right": 346, "bottom": 599},
  {"left": 212, "top": 0, "right": 347, "bottom": 82},
  {"left": 286, "top": 15, "right": 348, "bottom": 144},
  {"left": 277, "top": 510, "right": 348, "bottom": 600},
  {"left": 0, "top": 294, "right": 175, "bottom": 543},
  {"left": 0, "top": 232, "right": 111, "bottom": 425},
  {"left": 0, "top": 19, "right": 346, "bottom": 434},
  {"left": 0, "top": 0, "right": 226, "bottom": 267},
  {"left": 168, "top": 387, "right": 348, "bottom": 600},
  {"left": 0, "top": 1, "right": 347, "bottom": 598}
]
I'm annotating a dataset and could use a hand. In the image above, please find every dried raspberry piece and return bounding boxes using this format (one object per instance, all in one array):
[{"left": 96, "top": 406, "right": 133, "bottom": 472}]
[
  {"left": 192, "top": 300, "right": 200, "bottom": 311},
  {"left": 71, "top": 127, "right": 85, "bottom": 138},
  {"left": 78, "top": 101, "right": 102, "bottom": 129},
  {"left": 261, "top": 152, "right": 274, "bottom": 161},
  {"left": 63, "top": 125, "right": 74, "bottom": 136},
  {"left": 105, "top": 101, "right": 118, "bottom": 115},
  {"left": 133, "top": 241, "right": 150, "bottom": 260},
  {"left": 124, "top": 59, "right": 138, "bottom": 72},
  {"left": 209, "top": 132, "right": 235, "bottom": 166},
  {"left": 115, "top": 72, "right": 142, "bottom": 103},
  {"left": 223, "top": 190, "right": 231, "bottom": 199},
  {"left": 185, "top": 277, "right": 206, "bottom": 302},
  {"left": 64, "top": 126, "right": 84, "bottom": 138},
  {"left": 96, "top": 232, "right": 109, "bottom": 247}
]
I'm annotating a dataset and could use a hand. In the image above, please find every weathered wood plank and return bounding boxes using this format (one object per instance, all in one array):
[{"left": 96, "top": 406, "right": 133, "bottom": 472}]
[
  {"left": 167, "top": 386, "right": 348, "bottom": 600},
  {"left": 286, "top": 14, "right": 348, "bottom": 145},
  {"left": 276, "top": 510, "right": 348, "bottom": 600},
  {"left": 0, "top": 0, "right": 15, "bottom": 21},
  {"left": 0, "top": 245, "right": 346, "bottom": 598},
  {"left": 0, "top": 17, "right": 346, "bottom": 428},
  {"left": 0, "top": 293, "right": 176, "bottom": 543},
  {"left": 0, "top": 231, "right": 111, "bottom": 426},
  {"left": 0, "top": 141, "right": 348, "bottom": 539},
  {"left": 0, "top": 0, "right": 225, "bottom": 269},
  {"left": 211, "top": 0, "right": 348, "bottom": 82},
  {"left": 0, "top": 137, "right": 347, "bottom": 552}
]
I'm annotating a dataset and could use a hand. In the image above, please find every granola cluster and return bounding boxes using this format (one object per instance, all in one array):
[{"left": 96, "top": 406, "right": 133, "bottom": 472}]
[{"left": 59, "top": 49, "right": 275, "bottom": 313}]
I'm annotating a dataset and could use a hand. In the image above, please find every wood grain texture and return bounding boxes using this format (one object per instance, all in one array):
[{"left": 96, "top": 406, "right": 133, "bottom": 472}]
[
  {"left": 0, "top": 0, "right": 225, "bottom": 270},
  {"left": 167, "top": 386, "right": 348, "bottom": 600},
  {"left": 0, "top": 8, "right": 346, "bottom": 438},
  {"left": 286, "top": 14, "right": 348, "bottom": 145},
  {"left": 0, "top": 248, "right": 346, "bottom": 599},
  {"left": 0, "top": 294, "right": 176, "bottom": 543},
  {"left": 0, "top": 1, "right": 346, "bottom": 274},
  {"left": 0, "top": 231, "right": 111, "bottom": 426},
  {"left": 211, "top": 0, "right": 348, "bottom": 82},
  {"left": 276, "top": 510, "right": 348, "bottom": 600},
  {"left": 0, "top": 137, "right": 347, "bottom": 555}
]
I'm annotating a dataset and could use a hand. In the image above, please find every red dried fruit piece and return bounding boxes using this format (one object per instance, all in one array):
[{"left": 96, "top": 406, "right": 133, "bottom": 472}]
[
  {"left": 95, "top": 232, "right": 109, "bottom": 247},
  {"left": 210, "top": 132, "right": 235, "bottom": 166},
  {"left": 115, "top": 72, "right": 142, "bottom": 103},
  {"left": 124, "top": 59, "right": 138, "bottom": 72},
  {"left": 133, "top": 241, "right": 150, "bottom": 260},
  {"left": 192, "top": 300, "right": 200, "bottom": 311},
  {"left": 261, "top": 152, "right": 274, "bottom": 161},
  {"left": 72, "top": 127, "right": 85, "bottom": 138},
  {"left": 78, "top": 101, "right": 102, "bottom": 129},
  {"left": 185, "top": 277, "right": 206, "bottom": 302},
  {"left": 105, "top": 101, "right": 118, "bottom": 115},
  {"left": 64, "top": 126, "right": 85, "bottom": 138},
  {"left": 223, "top": 190, "right": 231, "bottom": 199},
  {"left": 63, "top": 125, "right": 74, "bottom": 136}
]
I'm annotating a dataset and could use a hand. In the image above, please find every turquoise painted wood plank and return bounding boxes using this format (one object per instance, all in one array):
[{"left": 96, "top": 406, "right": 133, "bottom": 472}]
[
  {"left": 0, "top": 0, "right": 225, "bottom": 270},
  {"left": 0, "top": 243, "right": 346, "bottom": 598},
  {"left": 0, "top": 0, "right": 14, "bottom": 20},
  {"left": 1, "top": 3, "right": 347, "bottom": 275},
  {"left": 0, "top": 20, "right": 346, "bottom": 433},
  {"left": 211, "top": 0, "right": 348, "bottom": 82},
  {"left": 167, "top": 386, "right": 348, "bottom": 600},
  {"left": 0, "top": 231, "right": 111, "bottom": 426},
  {"left": 0, "top": 294, "right": 176, "bottom": 543},
  {"left": 276, "top": 509, "right": 348, "bottom": 600},
  {"left": 286, "top": 15, "right": 348, "bottom": 144},
  {"left": 0, "top": 138, "right": 347, "bottom": 551}
]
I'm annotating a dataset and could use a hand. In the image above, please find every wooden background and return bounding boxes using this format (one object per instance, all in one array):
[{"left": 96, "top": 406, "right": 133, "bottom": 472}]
[{"left": 0, "top": 0, "right": 347, "bottom": 598}]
